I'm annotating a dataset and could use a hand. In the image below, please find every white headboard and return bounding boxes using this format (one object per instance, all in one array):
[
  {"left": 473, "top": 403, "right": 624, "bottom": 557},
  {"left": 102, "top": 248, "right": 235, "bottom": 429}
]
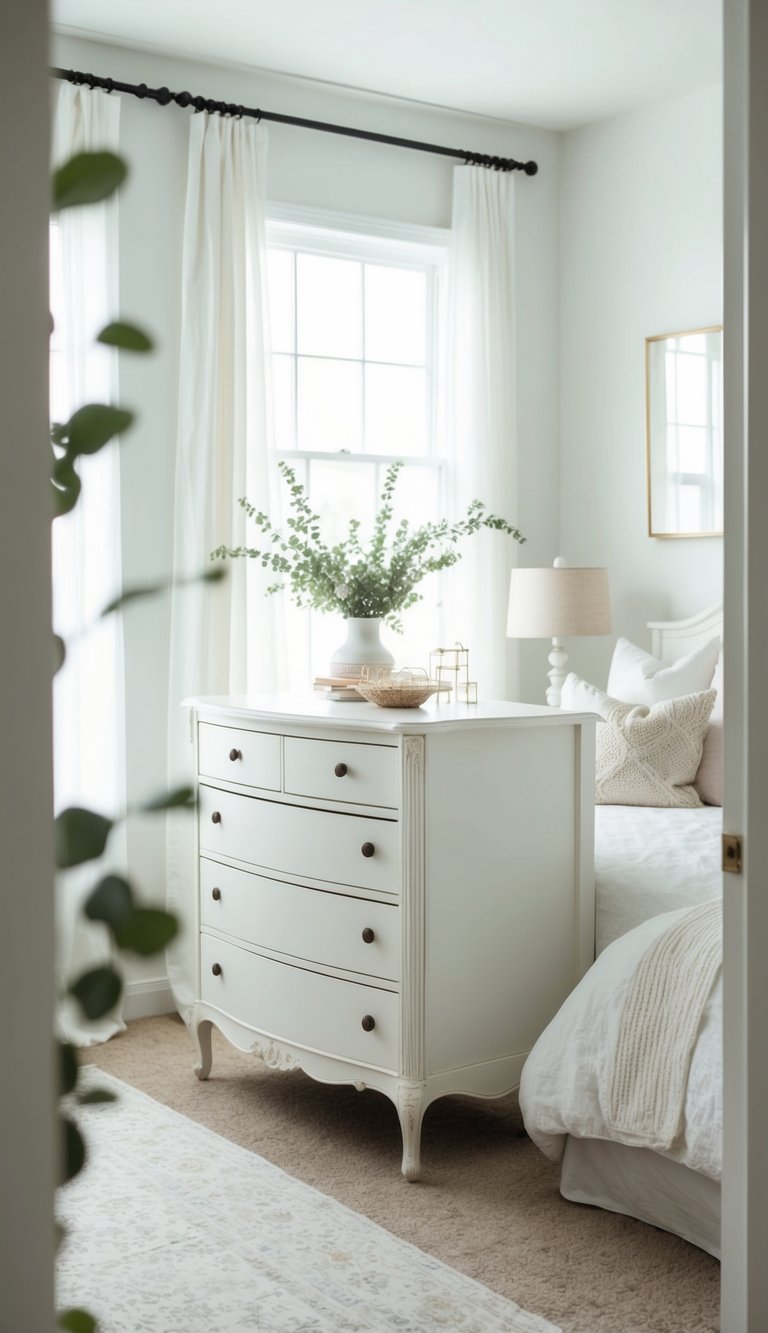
[{"left": 647, "top": 603, "right": 723, "bottom": 665}]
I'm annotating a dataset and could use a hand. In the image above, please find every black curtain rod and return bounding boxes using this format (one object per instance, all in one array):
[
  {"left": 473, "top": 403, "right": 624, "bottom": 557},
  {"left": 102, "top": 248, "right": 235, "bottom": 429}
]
[{"left": 50, "top": 66, "right": 538, "bottom": 176}]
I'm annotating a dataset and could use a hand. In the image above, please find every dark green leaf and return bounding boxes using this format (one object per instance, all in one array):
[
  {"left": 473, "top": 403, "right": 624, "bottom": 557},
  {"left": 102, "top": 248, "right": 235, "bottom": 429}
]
[
  {"left": 55, "top": 808, "right": 113, "bottom": 869},
  {"left": 69, "top": 966, "right": 123, "bottom": 1021},
  {"left": 77, "top": 1088, "right": 117, "bottom": 1106},
  {"left": 84, "top": 874, "right": 133, "bottom": 928},
  {"left": 114, "top": 907, "right": 178, "bottom": 956},
  {"left": 58, "top": 1308, "right": 98, "bottom": 1332},
  {"left": 53, "top": 150, "right": 127, "bottom": 212},
  {"left": 97, "top": 321, "right": 154, "bottom": 353},
  {"left": 54, "top": 634, "right": 66, "bottom": 675},
  {"left": 62, "top": 404, "right": 134, "bottom": 457},
  {"left": 140, "top": 785, "right": 195, "bottom": 813},
  {"left": 100, "top": 565, "right": 226, "bottom": 616},
  {"left": 52, "top": 465, "right": 81, "bottom": 518},
  {"left": 102, "top": 581, "right": 163, "bottom": 614},
  {"left": 58, "top": 1041, "right": 78, "bottom": 1097},
  {"left": 60, "top": 1115, "right": 86, "bottom": 1184}
]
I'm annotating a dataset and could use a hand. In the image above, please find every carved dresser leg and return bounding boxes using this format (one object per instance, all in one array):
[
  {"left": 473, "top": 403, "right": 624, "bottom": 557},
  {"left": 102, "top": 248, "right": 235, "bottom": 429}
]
[
  {"left": 397, "top": 1081, "right": 427, "bottom": 1181},
  {"left": 193, "top": 1019, "right": 213, "bottom": 1080}
]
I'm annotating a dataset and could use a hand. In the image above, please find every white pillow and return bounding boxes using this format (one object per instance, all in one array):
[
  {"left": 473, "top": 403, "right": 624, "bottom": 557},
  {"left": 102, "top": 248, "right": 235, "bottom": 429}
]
[
  {"left": 606, "top": 635, "right": 720, "bottom": 706},
  {"left": 561, "top": 673, "right": 716, "bottom": 807},
  {"left": 694, "top": 654, "right": 723, "bottom": 806}
]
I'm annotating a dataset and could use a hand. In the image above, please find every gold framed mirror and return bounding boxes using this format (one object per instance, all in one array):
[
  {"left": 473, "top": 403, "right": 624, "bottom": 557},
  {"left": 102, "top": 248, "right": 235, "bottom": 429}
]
[{"left": 645, "top": 325, "right": 723, "bottom": 538}]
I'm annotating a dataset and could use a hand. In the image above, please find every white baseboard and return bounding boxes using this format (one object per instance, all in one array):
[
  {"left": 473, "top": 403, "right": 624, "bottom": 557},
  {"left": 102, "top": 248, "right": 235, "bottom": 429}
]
[{"left": 123, "top": 978, "right": 176, "bottom": 1021}]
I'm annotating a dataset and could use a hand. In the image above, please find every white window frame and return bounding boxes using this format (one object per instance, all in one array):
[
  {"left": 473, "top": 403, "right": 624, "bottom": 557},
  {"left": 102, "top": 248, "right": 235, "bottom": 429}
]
[{"left": 264, "top": 203, "right": 450, "bottom": 682}]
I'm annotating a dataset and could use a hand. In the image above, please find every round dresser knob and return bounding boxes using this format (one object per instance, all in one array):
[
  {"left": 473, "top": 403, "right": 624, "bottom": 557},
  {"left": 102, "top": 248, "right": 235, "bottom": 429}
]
[
  {"left": 211, "top": 887, "right": 221, "bottom": 901},
  {"left": 334, "top": 762, "right": 348, "bottom": 777},
  {"left": 361, "top": 1014, "right": 376, "bottom": 1032},
  {"left": 211, "top": 962, "right": 222, "bottom": 977},
  {"left": 211, "top": 811, "right": 222, "bottom": 824},
  {"left": 361, "top": 842, "right": 375, "bottom": 858},
  {"left": 361, "top": 927, "right": 375, "bottom": 944},
  {"left": 229, "top": 748, "right": 242, "bottom": 762}
]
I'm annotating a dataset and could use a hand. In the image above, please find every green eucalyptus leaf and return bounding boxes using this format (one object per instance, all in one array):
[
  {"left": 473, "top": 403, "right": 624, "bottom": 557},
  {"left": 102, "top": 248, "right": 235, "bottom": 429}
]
[
  {"left": 62, "top": 404, "right": 134, "bottom": 457},
  {"left": 68, "top": 966, "right": 122, "bottom": 1021},
  {"left": 60, "top": 1114, "right": 86, "bottom": 1184},
  {"left": 77, "top": 1088, "right": 118, "bottom": 1106},
  {"left": 58, "top": 1040, "right": 78, "bottom": 1097},
  {"left": 140, "top": 785, "right": 195, "bottom": 813},
  {"left": 55, "top": 808, "right": 113, "bottom": 869},
  {"left": 114, "top": 907, "right": 178, "bottom": 956},
  {"left": 58, "top": 1308, "right": 98, "bottom": 1332},
  {"left": 97, "top": 321, "right": 154, "bottom": 353},
  {"left": 53, "top": 150, "right": 127, "bottom": 212},
  {"left": 83, "top": 874, "right": 134, "bottom": 928},
  {"left": 54, "top": 634, "right": 66, "bottom": 675}
]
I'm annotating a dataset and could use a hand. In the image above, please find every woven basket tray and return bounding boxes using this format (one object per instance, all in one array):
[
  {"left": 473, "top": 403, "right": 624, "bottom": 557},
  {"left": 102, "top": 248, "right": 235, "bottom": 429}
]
[{"left": 354, "top": 681, "right": 440, "bottom": 709}]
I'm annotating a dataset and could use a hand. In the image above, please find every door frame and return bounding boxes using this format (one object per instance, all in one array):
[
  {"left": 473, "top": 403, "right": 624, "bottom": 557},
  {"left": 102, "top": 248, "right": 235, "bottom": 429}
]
[{"left": 721, "top": 0, "right": 768, "bottom": 1326}]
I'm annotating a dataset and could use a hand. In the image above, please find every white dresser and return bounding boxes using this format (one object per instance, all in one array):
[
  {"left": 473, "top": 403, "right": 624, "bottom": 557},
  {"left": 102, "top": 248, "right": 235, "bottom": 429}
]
[{"left": 185, "top": 694, "right": 596, "bottom": 1179}]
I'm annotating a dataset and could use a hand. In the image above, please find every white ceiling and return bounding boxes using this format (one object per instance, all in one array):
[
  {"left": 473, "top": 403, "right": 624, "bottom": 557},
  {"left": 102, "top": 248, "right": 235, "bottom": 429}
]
[{"left": 52, "top": 0, "right": 722, "bottom": 131}]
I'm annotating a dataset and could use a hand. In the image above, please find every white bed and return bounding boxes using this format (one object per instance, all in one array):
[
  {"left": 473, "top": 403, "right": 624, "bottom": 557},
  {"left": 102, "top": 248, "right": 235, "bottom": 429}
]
[{"left": 520, "top": 604, "right": 724, "bottom": 1258}]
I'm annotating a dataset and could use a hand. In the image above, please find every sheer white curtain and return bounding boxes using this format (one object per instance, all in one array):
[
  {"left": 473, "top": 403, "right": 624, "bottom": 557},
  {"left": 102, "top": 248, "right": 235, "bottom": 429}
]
[
  {"left": 51, "top": 83, "right": 127, "bottom": 1043},
  {"left": 445, "top": 166, "right": 519, "bottom": 700},
  {"left": 166, "top": 113, "right": 286, "bottom": 1018}
]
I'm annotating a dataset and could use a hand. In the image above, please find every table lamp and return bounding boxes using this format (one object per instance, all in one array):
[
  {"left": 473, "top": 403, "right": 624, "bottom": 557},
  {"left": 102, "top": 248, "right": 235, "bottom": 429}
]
[{"left": 506, "top": 557, "right": 611, "bottom": 706}]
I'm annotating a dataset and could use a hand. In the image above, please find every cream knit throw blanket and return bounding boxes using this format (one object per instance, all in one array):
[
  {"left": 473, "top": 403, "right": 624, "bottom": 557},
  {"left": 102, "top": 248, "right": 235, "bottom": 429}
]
[{"left": 606, "top": 899, "right": 722, "bottom": 1151}]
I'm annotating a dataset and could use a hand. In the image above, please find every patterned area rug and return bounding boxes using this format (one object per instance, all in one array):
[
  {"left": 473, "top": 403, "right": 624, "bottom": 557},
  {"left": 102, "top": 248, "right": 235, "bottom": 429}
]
[{"left": 58, "top": 1068, "right": 560, "bottom": 1332}]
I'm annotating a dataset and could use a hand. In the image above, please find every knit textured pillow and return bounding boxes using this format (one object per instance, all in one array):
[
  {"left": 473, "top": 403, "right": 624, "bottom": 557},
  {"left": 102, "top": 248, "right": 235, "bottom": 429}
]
[{"left": 562, "top": 674, "right": 717, "bottom": 807}]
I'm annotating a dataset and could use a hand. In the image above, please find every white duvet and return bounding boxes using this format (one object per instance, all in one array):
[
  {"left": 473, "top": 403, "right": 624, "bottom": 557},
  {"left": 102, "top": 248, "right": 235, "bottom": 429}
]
[
  {"left": 595, "top": 804, "right": 722, "bottom": 953},
  {"left": 519, "top": 904, "right": 722, "bottom": 1182}
]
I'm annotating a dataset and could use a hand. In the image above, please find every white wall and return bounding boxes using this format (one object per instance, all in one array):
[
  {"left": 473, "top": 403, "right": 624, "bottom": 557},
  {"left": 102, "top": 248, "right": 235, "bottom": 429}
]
[
  {"left": 52, "top": 33, "right": 562, "bottom": 999},
  {"left": 559, "top": 84, "right": 723, "bottom": 688}
]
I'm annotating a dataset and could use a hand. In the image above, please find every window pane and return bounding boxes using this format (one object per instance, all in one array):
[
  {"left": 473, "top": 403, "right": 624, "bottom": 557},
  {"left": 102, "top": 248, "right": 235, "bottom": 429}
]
[
  {"left": 365, "top": 365, "right": 428, "bottom": 456},
  {"left": 309, "top": 458, "right": 377, "bottom": 546},
  {"left": 271, "top": 353, "right": 295, "bottom": 451},
  {"left": 385, "top": 462, "right": 440, "bottom": 529},
  {"left": 679, "top": 484, "right": 703, "bottom": 532},
  {"left": 677, "top": 425, "right": 708, "bottom": 474},
  {"left": 365, "top": 265, "right": 427, "bottom": 365},
  {"left": 267, "top": 249, "right": 295, "bottom": 353},
  {"left": 297, "top": 357, "right": 363, "bottom": 452},
  {"left": 297, "top": 254, "right": 362, "bottom": 359},
  {"left": 674, "top": 352, "right": 707, "bottom": 426}
]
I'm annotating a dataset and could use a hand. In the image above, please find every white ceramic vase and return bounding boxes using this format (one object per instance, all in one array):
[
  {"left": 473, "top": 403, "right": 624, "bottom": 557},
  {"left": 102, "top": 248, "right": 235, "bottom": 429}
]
[{"left": 330, "top": 617, "right": 395, "bottom": 679}]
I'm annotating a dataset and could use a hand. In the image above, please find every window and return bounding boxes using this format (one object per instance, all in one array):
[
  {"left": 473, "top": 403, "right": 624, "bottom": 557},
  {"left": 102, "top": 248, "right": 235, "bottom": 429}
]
[{"left": 262, "top": 210, "right": 448, "bottom": 685}]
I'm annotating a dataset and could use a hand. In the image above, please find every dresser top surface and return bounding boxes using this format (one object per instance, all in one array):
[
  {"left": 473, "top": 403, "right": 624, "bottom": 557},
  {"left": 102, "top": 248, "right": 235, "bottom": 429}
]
[{"left": 186, "top": 693, "right": 597, "bottom": 734}]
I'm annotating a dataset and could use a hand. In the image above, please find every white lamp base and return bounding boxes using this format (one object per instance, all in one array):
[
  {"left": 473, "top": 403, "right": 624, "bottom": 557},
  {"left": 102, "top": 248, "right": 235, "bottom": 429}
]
[{"left": 546, "top": 637, "right": 568, "bottom": 707}]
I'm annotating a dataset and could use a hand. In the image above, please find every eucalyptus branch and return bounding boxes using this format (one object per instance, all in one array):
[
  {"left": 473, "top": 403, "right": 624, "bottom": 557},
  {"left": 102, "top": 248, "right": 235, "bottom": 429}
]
[{"left": 211, "top": 459, "right": 525, "bottom": 629}]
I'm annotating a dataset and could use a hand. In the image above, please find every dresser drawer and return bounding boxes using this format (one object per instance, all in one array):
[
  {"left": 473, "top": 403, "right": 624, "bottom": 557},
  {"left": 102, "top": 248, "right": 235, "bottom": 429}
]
[
  {"left": 201, "top": 934, "right": 399, "bottom": 1071},
  {"left": 284, "top": 736, "right": 398, "bottom": 809},
  {"left": 200, "top": 858, "right": 399, "bottom": 981},
  {"left": 198, "top": 722, "right": 281, "bottom": 791},
  {"left": 199, "top": 786, "right": 399, "bottom": 895}
]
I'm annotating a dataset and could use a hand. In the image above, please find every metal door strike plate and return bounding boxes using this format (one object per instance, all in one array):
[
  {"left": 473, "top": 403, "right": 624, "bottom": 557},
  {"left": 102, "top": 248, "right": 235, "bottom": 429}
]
[{"left": 722, "top": 833, "right": 743, "bottom": 874}]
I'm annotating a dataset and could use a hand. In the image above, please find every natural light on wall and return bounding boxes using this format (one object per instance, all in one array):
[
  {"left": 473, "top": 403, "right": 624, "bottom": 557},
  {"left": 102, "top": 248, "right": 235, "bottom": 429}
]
[{"left": 262, "top": 215, "right": 448, "bottom": 686}]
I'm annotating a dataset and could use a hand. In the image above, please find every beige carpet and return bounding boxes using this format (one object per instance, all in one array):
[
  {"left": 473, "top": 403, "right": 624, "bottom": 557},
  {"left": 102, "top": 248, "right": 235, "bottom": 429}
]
[{"left": 83, "top": 1015, "right": 719, "bottom": 1333}]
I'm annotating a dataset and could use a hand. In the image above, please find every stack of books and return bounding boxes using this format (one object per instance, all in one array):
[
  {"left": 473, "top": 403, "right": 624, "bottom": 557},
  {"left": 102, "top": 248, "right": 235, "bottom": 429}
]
[{"left": 313, "top": 675, "right": 365, "bottom": 702}]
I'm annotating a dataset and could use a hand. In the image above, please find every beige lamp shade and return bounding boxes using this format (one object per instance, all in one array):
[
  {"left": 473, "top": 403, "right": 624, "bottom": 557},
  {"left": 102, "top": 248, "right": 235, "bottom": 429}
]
[{"left": 506, "top": 561, "right": 611, "bottom": 639}]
